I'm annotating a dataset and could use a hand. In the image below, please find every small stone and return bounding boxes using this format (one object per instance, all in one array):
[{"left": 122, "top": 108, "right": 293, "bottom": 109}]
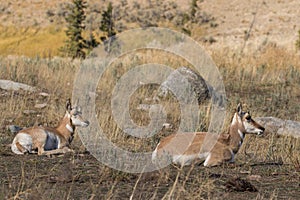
[
  {"left": 163, "top": 123, "right": 173, "bottom": 129},
  {"left": 39, "top": 92, "right": 50, "bottom": 97},
  {"left": 23, "top": 110, "right": 37, "bottom": 115},
  {"left": 137, "top": 104, "right": 151, "bottom": 111},
  {"left": 34, "top": 103, "right": 47, "bottom": 109},
  {"left": 247, "top": 175, "right": 262, "bottom": 181}
]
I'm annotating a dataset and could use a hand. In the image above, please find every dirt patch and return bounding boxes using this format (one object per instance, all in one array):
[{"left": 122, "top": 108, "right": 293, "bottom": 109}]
[{"left": 1, "top": 146, "right": 299, "bottom": 199}]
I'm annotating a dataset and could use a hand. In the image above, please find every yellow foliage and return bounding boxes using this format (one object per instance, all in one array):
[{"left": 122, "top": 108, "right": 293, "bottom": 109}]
[{"left": 0, "top": 26, "right": 67, "bottom": 57}]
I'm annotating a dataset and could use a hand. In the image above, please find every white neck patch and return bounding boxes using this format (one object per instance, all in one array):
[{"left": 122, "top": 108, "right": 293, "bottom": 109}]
[
  {"left": 238, "top": 129, "right": 244, "bottom": 141},
  {"left": 66, "top": 124, "right": 74, "bottom": 133}
]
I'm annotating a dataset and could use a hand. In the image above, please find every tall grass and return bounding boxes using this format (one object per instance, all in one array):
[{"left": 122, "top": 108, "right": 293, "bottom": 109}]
[
  {"left": 0, "top": 56, "right": 78, "bottom": 127},
  {"left": 0, "top": 46, "right": 299, "bottom": 199},
  {"left": 213, "top": 46, "right": 300, "bottom": 120},
  {"left": 212, "top": 46, "right": 300, "bottom": 170}
]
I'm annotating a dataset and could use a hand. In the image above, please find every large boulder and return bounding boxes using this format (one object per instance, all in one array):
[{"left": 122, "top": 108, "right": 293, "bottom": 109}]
[
  {"left": 157, "top": 67, "right": 211, "bottom": 104},
  {"left": 255, "top": 117, "right": 300, "bottom": 138}
]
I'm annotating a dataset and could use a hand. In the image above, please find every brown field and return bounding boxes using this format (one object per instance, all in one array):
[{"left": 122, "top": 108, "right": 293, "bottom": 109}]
[
  {"left": 0, "top": 0, "right": 300, "bottom": 199},
  {"left": 0, "top": 45, "right": 300, "bottom": 199}
]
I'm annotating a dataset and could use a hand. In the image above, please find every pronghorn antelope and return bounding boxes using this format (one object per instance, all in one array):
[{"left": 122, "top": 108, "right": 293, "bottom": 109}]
[
  {"left": 152, "top": 103, "right": 265, "bottom": 167},
  {"left": 11, "top": 99, "right": 89, "bottom": 155}
]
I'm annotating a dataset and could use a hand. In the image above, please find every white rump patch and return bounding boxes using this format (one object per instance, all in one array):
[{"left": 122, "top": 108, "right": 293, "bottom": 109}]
[
  {"left": 173, "top": 154, "right": 198, "bottom": 166},
  {"left": 11, "top": 133, "right": 33, "bottom": 154}
]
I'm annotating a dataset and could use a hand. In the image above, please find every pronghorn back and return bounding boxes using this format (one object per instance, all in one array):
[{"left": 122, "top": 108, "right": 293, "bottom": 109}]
[{"left": 152, "top": 103, "right": 265, "bottom": 167}]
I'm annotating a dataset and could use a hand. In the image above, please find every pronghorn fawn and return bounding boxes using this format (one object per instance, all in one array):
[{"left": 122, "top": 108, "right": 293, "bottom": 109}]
[
  {"left": 11, "top": 99, "right": 89, "bottom": 156},
  {"left": 152, "top": 103, "right": 265, "bottom": 167}
]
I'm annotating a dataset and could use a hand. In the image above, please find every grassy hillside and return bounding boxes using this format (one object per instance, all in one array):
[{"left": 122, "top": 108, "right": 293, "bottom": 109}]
[
  {"left": 0, "top": 0, "right": 212, "bottom": 57},
  {"left": 1, "top": 0, "right": 299, "bottom": 56},
  {"left": 0, "top": 26, "right": 66, "bottom": 57}
]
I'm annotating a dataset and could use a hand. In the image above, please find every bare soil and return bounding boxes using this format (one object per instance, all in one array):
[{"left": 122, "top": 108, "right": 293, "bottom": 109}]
[{"left": 0, "top": 145, "right": 299, "bottom": 199}]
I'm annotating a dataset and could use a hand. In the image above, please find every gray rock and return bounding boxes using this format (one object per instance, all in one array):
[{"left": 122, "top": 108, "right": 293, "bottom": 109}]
[
  {"left": 157, "top": 67, "right": 210, "bottom": 104},
  {"left": 0, "top": 79, "right": 35, "bottom": 92},
  {"left": 255, "top": 117, "right": 300, "bottom": 138},
  {"left": 136, "top": 104, "right": 152, "bottom": 111},
  {"left": 39, "top": 92, "right": 50, "bottom": 97},
  {"left": 23, "top": 110, "right": 37, "bottom": 115},
  {"left": 162, "top": 123, "right": 173, "bottom": 129},
  {"left": 34, "top": 103, "right": 47, "bottom": 109}
]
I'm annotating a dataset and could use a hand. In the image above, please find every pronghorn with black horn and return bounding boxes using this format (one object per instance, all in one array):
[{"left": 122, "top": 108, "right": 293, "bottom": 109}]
[
  {"left": 11, "top": 99, "right": 89, "bottom": 156},
  {"left": 152, "top": 103, "right": 265, "bottom": 167}
]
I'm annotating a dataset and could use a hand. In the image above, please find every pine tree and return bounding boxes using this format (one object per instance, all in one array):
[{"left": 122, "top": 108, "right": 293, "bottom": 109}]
[
  {"left": 84, "top": 15, "right": 99, "bottom": 54},
  {"left": 85, "top": 31, "right": 99, "bottom": 54},
  {"left": 100, "top": 2, "right": 116, "bottom": 41},
  {"left": 61, "top": 0, "right": 87, "bottom": 59},
  {"left": 99, "top": 2, "right": 118, "bottom": 53}
]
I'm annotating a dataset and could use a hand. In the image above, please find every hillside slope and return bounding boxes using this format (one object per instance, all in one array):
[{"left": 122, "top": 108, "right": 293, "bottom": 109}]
[
  {"left": 201, "top": 0, "right": 300, "bottom": 51},
  {"left": 0, "top": 0, "right": 299, "bottom": 56}
]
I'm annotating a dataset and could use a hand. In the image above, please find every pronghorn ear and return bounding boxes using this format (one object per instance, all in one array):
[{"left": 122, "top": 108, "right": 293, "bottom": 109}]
[
  {"left": 66, "top": 98, "right": 72, "bottom": 112},
  {"left": 75, "top": 99, "right": 81, "bottom": 112},
  {"left": 237, "top": 103, "right": 242, "bottom": 115}
]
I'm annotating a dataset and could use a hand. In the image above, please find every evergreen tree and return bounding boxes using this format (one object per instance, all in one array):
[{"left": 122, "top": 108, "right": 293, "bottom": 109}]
[
  {"left": 85, "top": 31, "right": 99, "bottom": 54},
  {"left": 100, "top": 2, "right": 116, "bottom": 41},
  {"left": 85, "top": 23, "right": 99, "bottom": 54},
  {"left": 99, "top": 2, "right": 118, "bottom": 53},
  {"left": 61, "top": 0, "right": 87, "bottom": 59}
]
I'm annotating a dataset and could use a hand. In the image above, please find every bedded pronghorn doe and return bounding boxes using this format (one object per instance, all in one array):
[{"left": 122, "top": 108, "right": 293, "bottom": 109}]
[
  {"left": 11, "top": 99, "right": 89, "bottom": 156},
  {"left": 152, "top": 103, "right": 265, "bottom": 167}
]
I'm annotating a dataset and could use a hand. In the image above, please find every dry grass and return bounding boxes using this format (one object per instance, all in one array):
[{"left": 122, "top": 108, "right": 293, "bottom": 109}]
[
  {"left": 0, "top": 26, "right": 66, "bottom": 57},
  {"left": 0, "top": 0, "right": 299, "bottom": 199},
  {"left": 0, "top": 56, "right": 78, "bottom": 128},
  {"left": 0, "top": 46, "right": 299, "bottom": 199}
]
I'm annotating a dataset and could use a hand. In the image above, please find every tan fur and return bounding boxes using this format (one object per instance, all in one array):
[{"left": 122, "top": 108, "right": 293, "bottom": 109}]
[
  {"left": 152, "top": 104, "right": 265, "bottom": 167},
  {"left": 11, "top": 100, "right": 89, "bottom": 156}
]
